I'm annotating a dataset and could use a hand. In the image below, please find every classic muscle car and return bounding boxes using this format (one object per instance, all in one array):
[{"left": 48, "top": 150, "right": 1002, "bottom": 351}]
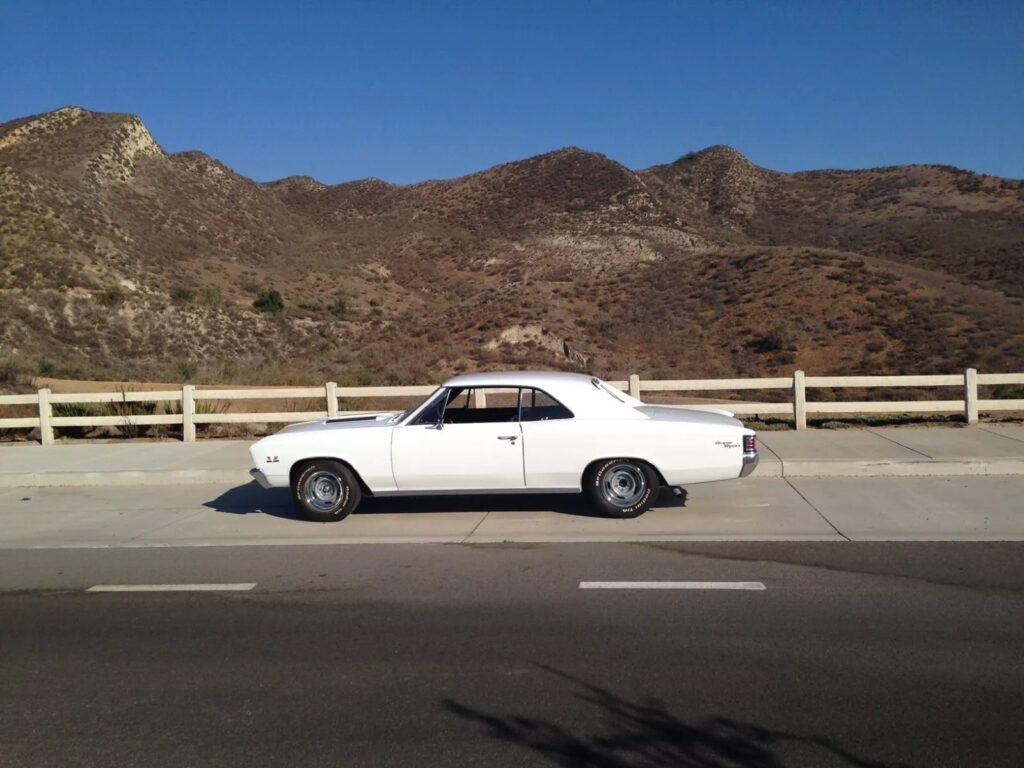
[{"left": 249, "top": 371, "right": 758, "bottom": 521}]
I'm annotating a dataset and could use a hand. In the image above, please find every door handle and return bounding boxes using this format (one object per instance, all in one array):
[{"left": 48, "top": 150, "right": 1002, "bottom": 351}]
[{"left": 497, "top": 435, "right": 518, "bottom": 442}]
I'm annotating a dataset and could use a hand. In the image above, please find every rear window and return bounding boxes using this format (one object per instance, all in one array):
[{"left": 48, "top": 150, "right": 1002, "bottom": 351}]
[{"left": 519, "top": 388, "right": 573, "bottom": 421}]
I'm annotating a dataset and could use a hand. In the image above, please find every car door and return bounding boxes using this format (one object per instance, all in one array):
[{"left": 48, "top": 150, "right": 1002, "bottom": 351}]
[
  {"left": 390, "top": 387, "right": 525, "bottom": 491},
  {"left": 517, "top": 387, "right": 582, "bottom": 489}
]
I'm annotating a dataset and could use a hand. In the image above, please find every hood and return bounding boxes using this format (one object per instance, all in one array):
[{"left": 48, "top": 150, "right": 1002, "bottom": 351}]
[{"left": 276, "top": 411, "right": 400, "bottom": 435}]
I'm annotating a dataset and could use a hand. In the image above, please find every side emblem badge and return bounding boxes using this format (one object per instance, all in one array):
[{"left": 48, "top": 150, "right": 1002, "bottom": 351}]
[{"left": 266, "top": 456, "right": 280, "bottom": 463}]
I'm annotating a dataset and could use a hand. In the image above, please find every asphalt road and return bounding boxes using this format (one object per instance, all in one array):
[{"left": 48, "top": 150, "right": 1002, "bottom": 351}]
[{"left": 3, "top": 542, "right": 1023, "bottom": 767}]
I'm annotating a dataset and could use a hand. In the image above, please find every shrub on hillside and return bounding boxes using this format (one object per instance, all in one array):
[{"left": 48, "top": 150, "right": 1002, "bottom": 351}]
[
  {"left": 0, "top": 359, "right": 21, "bottom": 389},
  {"left": 253, "top": 288, "right": 284, "bottom": 313},
  {"left": 763, "top": 323, "right": 799, "bottom": 352},
  {"left": 200, "top": 284, "right": 223, "bottom": 305},
  {"left": 170, "top": 285, "right": 195, "bottom": 302},
  {"left": 98, "top": 286, "right": 125, "bottom": 307},
  {"left": 329, "top": 295, "right": 347, "bottom": 316}
]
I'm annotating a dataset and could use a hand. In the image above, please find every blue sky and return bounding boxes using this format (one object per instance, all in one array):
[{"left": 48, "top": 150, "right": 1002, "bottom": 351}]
[{"left": 1, "top": 1, "right": 1022, "bottom": 184}]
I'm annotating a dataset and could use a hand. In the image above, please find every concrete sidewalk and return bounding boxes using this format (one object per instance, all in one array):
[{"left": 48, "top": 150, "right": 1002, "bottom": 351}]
[{"left": 1, "top": 425, "right": 1024, "bottom": 488}]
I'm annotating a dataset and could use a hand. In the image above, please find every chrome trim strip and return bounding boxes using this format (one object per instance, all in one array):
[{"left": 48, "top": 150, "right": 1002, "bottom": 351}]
[{"left": 372, "top": 488, "right": 579, "bottom": 497}]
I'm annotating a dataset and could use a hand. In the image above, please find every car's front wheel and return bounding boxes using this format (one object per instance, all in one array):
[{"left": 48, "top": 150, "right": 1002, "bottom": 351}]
[
  {"left": 583, "top": 458, "right": 658, "bottom": 518},
  {"left": 293, "top": 460, "right": 362, "bottom": 522}
]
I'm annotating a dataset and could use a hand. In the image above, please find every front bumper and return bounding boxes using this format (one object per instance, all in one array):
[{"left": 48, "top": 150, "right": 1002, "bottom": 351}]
[
  {"left": 249, "top": 467, "right": 274, "bottom": 489},
  {"left": 739, "top": 451, "right": 759, "bottom": 478}
]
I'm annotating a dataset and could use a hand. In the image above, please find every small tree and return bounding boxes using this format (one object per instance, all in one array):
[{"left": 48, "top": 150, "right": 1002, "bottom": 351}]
[{"left": 253, "top": 288, "right": 284, "bottom": 313}]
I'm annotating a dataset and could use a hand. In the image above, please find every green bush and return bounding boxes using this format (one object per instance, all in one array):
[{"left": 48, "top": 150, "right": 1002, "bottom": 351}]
[
  {"left": 51, "top": 402, "right": 97, "bottom": 419},
  {"left": 171, "top": 285, "right": 195, "bottom": 302},
  {"left": 51, "top": 401, "right": 101, "bottom": 439},
  {"left": 253, "top": 288, "right": 284, "bottom": 313},
  {"left": 104, "top": 388, "right": 156, "bottom": 439},
  {"left": 329, "top": 295, "right": 347, "bottom": 316},
  {"left": 200, "top": 284, "right": 223, "bottom": 305},
  {"left": 161, "top": 399, "right": 226, "bottom": 415}
]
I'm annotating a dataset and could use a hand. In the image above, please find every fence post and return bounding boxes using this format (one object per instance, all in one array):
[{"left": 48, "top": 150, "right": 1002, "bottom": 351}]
[
  {"left": 326, "top": 381, "right": 338, "bottom": 416},
  {"left": 182, "top": 385, "right": 196, "bottom": 442},
  {"left": 964, "top": 368, "right": 978, "bottom": 425},
  {"left": 793, "top": 370, "right": 807, "bottom": 431},
  {"left": 628, "top": 374, "right": 640, "bottom": 400},
  {"left": 37, "top": 388, "right": 54, "bottom": 445}
]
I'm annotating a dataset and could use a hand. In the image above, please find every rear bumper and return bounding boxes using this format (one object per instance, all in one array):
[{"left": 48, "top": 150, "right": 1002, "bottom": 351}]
[
  {"left": 739, "top": 451, "right": 759, "bottom": 478},
  {"left": 249, "top": 467, "right": 274, "bottom": 489}
]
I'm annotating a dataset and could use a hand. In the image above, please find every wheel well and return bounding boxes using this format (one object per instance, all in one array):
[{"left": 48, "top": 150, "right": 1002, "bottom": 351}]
[
  {"left": 583, "top": 457, "right": 666, "bottom": 487},
  {"left": 290, "top": 458, "right": 372, "bottom": 496}
]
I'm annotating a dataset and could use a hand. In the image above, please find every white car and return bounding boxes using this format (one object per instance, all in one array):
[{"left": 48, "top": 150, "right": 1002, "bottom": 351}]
[{"left": 249, "top": 371, "right": 758, "bottom": 521}]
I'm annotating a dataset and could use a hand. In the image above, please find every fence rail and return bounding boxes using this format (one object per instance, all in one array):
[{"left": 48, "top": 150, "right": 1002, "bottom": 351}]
[{"left": 1, "top": 368, "right": 1021, "bottom": 444}]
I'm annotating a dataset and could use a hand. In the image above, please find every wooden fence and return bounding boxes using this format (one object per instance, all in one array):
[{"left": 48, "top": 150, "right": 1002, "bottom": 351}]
[{"left": 1, "top": 369, "right": 1022, "bottom": 444}]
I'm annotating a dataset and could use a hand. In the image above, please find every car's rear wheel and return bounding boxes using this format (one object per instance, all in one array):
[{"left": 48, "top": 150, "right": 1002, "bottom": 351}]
[
  {"left": 293, "top": 460, "right": 361, "bottom": 522},
  {"left": 583, "top": 458, "right": 658, "bottom": 518}
]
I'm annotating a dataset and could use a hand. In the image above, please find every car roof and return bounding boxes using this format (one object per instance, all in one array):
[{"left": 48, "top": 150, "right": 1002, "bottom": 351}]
[
  {"left": 440, "top": 371, "right": 643, "bottom": 418},
  {"left": 443, "top": 371, "right": 596, "bottom": 388}
]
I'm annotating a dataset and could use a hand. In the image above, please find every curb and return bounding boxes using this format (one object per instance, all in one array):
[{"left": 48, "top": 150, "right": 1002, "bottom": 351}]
[
  {"left": 0, "top": 469, "right": 251, "bottom": 488},
  {"left": 780, "top": 458, "right": 1024, "bottom": 478}
]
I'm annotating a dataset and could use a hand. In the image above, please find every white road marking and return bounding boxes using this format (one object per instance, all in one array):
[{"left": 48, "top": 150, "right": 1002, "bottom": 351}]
[
  {"left": 86, "top": 583, "right": 257, "bottom": 592},
  {"left": 579, "top": 581, "right": 766, "bottom": 590}
]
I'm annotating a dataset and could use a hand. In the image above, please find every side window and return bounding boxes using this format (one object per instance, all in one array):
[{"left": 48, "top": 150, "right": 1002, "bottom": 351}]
[
  {"left": 519, "top": 389, "right": 574, "bottom": 421},
  {"left": 440, "top": 387, "right": 521, "bottom": 425}
]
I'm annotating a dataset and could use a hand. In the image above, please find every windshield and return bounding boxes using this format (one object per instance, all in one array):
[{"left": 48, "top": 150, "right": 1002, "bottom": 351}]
[{"left": 392, "top": 387, "right": 446, "bottom": 425}]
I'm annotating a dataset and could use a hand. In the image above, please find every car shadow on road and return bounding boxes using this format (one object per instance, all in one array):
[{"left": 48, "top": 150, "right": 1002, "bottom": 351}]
[
  {"left": 203, "top": 483, "right": 305, "bottom": 521},
  {"left": 443, "top": 665, "right": 913, "bottom": 768},
  {"left": 204, "top": 482, "right": 687, "bottom": 521}
]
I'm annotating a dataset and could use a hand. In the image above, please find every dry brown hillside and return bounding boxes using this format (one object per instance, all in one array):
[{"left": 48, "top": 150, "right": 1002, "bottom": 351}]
[{"left": 1, "top": 106, "right": 1022, "bottom": 389}]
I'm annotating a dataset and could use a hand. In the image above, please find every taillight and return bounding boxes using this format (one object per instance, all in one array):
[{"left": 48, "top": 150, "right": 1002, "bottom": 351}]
[{"left": 743, "top": 434, "right": 756, "bottom": 453}]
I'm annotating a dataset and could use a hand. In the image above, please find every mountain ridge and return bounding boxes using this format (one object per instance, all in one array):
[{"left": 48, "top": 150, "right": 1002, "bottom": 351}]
[{"left": 1, "top": 106, "right": 1022, "bottom": 388}]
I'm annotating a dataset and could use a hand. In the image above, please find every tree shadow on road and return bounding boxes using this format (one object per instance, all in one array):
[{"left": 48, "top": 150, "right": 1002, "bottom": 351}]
[
  {"left": 443, "top": 665, "right": 913, "bottom": 768},
  {"left": 204, "top": 483, "right": 687, "bottom": 520}
]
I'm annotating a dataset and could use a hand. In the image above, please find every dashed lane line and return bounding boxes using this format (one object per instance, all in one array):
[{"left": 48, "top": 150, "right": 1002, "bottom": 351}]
[
  {"left": 579, "top": 581, "right": 766, "bottom": 590},
  {"left": 85, "top": 583, "right": 257, "bottom": 592}
]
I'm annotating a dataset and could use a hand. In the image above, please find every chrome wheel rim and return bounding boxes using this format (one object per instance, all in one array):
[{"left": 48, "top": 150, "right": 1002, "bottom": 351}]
[
  {"left": 601, "top": 463, "right": 646, "bottom": 508},
  {"left": 303, "top": 470, "right": 343, "bottom": 512}
]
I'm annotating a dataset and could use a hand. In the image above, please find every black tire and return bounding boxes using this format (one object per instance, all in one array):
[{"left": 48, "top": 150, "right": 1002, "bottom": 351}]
[
  {"left": 583, "top": 458, "right": 658, "bottom": 518},
  {"left": 293, "top": 460, "right": 362, "bottom": 522}
]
